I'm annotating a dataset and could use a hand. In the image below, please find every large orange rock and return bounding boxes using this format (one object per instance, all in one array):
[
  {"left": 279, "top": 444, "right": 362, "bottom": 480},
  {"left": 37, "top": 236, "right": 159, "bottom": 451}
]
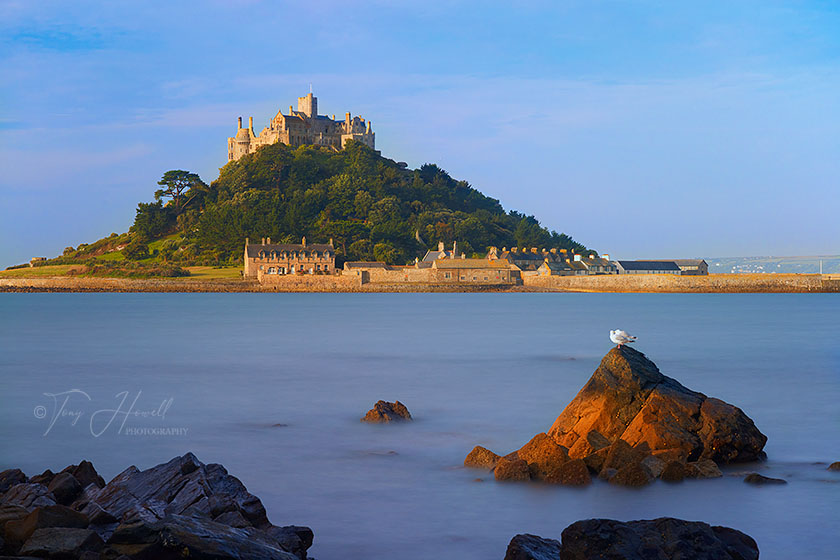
[
  {"left": 516, "top": 433, "right": 570, "bottom": 480},
  {"left": 548, "top": 347, "right": 766, "bottom": 464}
]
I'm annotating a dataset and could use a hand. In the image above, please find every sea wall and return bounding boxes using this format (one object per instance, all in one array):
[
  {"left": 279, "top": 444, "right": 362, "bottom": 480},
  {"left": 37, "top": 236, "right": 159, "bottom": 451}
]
[
  {"left": 1, "top": 273, "right": 837, "bottom": 293},
  {"left": 522, "top": 273, "right": 838, "bottom": 293}
]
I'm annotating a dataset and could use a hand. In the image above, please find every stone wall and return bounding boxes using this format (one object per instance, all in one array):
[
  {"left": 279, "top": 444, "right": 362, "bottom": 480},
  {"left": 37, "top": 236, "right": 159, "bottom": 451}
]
[{"left": 522, "top": 273, "right": 837, "bottom": 293}]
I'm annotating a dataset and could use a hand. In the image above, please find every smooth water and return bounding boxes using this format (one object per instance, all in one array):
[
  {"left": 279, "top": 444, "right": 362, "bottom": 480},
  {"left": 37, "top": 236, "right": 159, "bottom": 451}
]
[{"left": 1, "top": 294, "right": 838, "bottom": 559}]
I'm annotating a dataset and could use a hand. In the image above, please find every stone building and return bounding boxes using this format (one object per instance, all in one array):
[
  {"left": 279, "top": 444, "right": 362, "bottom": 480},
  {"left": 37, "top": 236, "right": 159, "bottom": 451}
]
[
  {"left": 227, "top": 92, "right": 375, "bottom": 162},
  {"left": 243, "top": 237, "right": 335, "bottom": 278},
  {"left": 671, "top": 259, "right": 709, "bottom": 276}
]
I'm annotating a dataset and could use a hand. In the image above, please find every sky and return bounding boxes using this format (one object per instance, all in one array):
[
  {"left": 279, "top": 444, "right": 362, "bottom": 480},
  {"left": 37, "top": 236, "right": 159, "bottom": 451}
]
[{"left": 1, "top": 0, "right": 839, "bottom": 267}]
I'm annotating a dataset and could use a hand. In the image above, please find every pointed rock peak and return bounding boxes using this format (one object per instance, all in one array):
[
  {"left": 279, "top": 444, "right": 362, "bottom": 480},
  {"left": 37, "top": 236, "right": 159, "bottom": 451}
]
[{"left": 598, "top": 346, "right": 664, "bottom": 388}]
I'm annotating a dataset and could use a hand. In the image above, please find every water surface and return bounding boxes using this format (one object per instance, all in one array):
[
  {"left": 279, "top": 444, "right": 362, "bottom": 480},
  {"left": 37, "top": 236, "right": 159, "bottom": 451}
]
[{"left": 1, "top": 293, "right": 838, "bottom": 558}]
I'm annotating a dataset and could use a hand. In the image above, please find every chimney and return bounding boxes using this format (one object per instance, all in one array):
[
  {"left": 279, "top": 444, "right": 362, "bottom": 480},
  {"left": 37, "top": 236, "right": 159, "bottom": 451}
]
[
  {"left": 245, "top": 237, "right": 249, "bottom": 246},
  {"left": 589, "top": 254, "right": 595, "bottom": 259},
  {"left": 261, "top": 237, "right": 265, "bottom": 244},
  {"left": 238, "top": 116, "right": 243, "bottom": 129},
  {"left": 438, "top": 241, "right": 444, "bottom": 251},
  {"left": 345, "top": 112, "right": 351, "bottom": 123},
  {"left": 452, "top": 241, "right": 458, "bottom": 256},
  {"left": 267, "top": 237, "right": 271, "bottom": 245},
  {"left": 531, "top": 247, "right": 538, "bottom": 254},
  {"left": 248, "top": 116, "right": 254, "bottom": 131},
  {"left": 550, "top": 248, "right": 557, "bottom": 254},
  {"left": 512, "top": 247, "right": 517, "bottom": 253},
  {"left": 574, "top": 254, "right": 582, "bottom": 262},
  {"left": 502, "top": 247, "right": 507, "bottom": 252},
  {"left": 290, "top": 105, "right": 294, "bottom": 114},
  {"left": 603, "top": 253, "right": 610, "bottom": 260},
  {"left": 301, "top": 236, "right": 307, "bottom": 247},
  {"left": 367, "top": 121, "right": 372, "bottom": 133},
  {"left": 329, "top": 238, "right": 334, "bottom": 246}
]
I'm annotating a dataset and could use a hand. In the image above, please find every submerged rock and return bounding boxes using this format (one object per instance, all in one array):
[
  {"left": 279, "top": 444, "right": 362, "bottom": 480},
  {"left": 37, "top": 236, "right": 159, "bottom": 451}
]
[
  {"left": 505, "top": 517, "right": 759, "bottom": 560},
  {"left": 828, "top": 462, "right": 840, "bottom": 471},
  {"left": 464, "top": 446, "right": 501, "bottom": 469},
  {"left": 548, "top": 347, "right": 767, "bottom": 464},
  {"left": 361, "top": 400, "right": 412, "bottom": 423},
  {"left": 494, "top": 458, "right": 531, "bottom": 482},
  {"left": 744, "top": 473, "right": 787, "bottom": 485}
]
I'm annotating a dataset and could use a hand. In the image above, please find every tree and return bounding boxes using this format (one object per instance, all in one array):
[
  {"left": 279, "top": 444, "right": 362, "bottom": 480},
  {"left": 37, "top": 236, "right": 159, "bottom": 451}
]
[
  {"left": 123, "top": 236, "right": 150, "bottom": 260},
  {"left": 155, "top": 170, "right": 207, "bottom": 214}
]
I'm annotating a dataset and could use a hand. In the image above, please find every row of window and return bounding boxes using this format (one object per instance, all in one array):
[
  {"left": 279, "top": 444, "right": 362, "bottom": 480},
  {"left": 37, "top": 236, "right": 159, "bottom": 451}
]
[
  {"left": 257, "top": 252, "right": 331, "bottom": 259},
  {"left": 260, "top": 264, "right": 330, "bottom": 274}
]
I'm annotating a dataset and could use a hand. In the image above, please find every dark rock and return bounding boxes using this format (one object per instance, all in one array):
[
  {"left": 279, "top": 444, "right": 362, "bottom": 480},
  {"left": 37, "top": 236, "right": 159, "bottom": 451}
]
[
  {"left": 516, "top": 433, "right": 569, "bottom": 480},
  {"left": 582, "top": 447, "right": 609, "bottom": 474},
  {"left": 108, "top": 515, "right": 299, "bottom": 560},
  {"left": 827, "top": 462, "right": 840, "bottom": 471},
  {"left": 0, "top": 470, "right": 27, "bottom": 494},
  {"left": 19, "top": 527, "right": 103, "bottom": 558},
  {"left": 84, "top": 453, "right": 270, "bottom": 529},
  {"left": 744, "top": 473, "right": 787, "bottom": 485},
  {"left": 464, "top": 446, "right": 501, "bottom": 469},
  {"left": 29, "top": 469, "right": 56, "bottom": 487},
  {"left": 60, "top": 462, "right": 105, "bottom": 490},
  {"left": 214, "top": 510, "right": 251, "bottom": 528},
  {"left": 266, "top": 526, "right": 314, "bottom": 560},
  {"left": 4, "top": 505, "right": 88, "bottom": 550},
  {"left": 360, "top": 400, "right": 412, "bottom": 423},
  {"left": 504, "top": 533, "right": 563, "bottom": 560},
  {"left": 689, "top": 459, "right": 723, "bottom": 479},
  {"left": 0, "top": 483, "right": 56, "bottom": 510},
  {"left": 47, "top": 473, "right": 82, "bottom": 506},
  {"left": 659, "top": 460, "right": 687, "bottom": 482},
  {"left": 547, "top": 346, "right": 767, "bottom": 464},
  {"left": 609, "top": 462, "right": 654, "bottom": 487},
  {"left": 559, "top": 517, "right": 758, "bottom": 560},
  {"left": 544, "top": 459, "right": 591, "bottom": 486},
  {"left": 494, "top": 458, "right": 531, "bottom": 482},
  {"left": 641, "top": 455, "right": 666, "bottom": 478}
]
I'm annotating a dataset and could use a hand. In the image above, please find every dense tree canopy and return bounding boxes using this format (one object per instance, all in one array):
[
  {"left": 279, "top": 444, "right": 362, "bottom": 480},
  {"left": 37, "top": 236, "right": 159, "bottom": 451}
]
[{"left": 130, "top": 142, "right": 589, "bottom": 265}]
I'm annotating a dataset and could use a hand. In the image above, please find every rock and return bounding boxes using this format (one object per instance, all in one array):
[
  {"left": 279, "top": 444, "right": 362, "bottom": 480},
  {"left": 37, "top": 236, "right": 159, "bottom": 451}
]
[
  {"left": 4, "top": 504, "right": 89, "bottom": 549},
  {"left": 0, "top": 483, "right": 56, "bottom": 510},
  {"left": 557, "top": 517, "right": 759, "bottom": 560},
  {"left": 29, "top": 469, "right": 56, "bottom": 486},
  {"left": 0, "top": 470, "right": 27, "bottom": 494},
  {"left": 544, "top": 459, "right": 591, "bottom": 486},
  {"left": 641, "top": 455, "right": 666, "bottom": 478},
  {"left": 19, "top": 527, "right": 103, "bottom": 558},
  {"left": 464, "top": 446, "right": 501, "bottom": 469},
  {"left": 516, "top": 433, "right": 569, "bottom": 480},
  {"left": 504, "top": 533, "right": 563, "bottom": 560},
  {"left": 582, "top": 447, "right": 609, "bottom": 474},
  {"left": 266, "top": 525, "right": 314, "bottom": 560},
  {"left": 659, "top": 460, "right": 688, "bottom": 482},
  {"left": 547, "top": 346, "right": 767, "bottom": 464},
  {"left": 689, "top": 459, "right": 723, "bottom": 479},
  {"left": 214, "top": 510, "right": 251, "bottom": 528},
  {"left": 609, "top": 462, "right": 654, "bottom": 487},
  {"left": 47, "top": 473, "right": 82, "bottom": 505},
  {"left": 60, "top": 461, "right": 105, "bottom": 490},
  {"left": 827, "top": 462, "right": 840, "bottom": 471},
  {"left": 0, "top": 504, "right": 29, "bottom": 533},
  {"left": 84, "top": 453, "right": 270, "bottom": 529},
  {"left": 361, "top": 400, "right": 412, "bottom": 423},
  {"left": 567, "top": 430, "right": 611, "bottom": 460},
  {"left": 602, "top": 439, "right": 648, "bottom": 473},
  {"left": 652, "top": 447, "right": 689, "bottom": 464},
  {"left": 494, "top": 458, "right": 531, "bottom": 482},
  {"left": 109, "top": 515, "right": 299, "bottom": 560},
  {"left": 744, "top": 473, "right": 787, "bottom": 485}
]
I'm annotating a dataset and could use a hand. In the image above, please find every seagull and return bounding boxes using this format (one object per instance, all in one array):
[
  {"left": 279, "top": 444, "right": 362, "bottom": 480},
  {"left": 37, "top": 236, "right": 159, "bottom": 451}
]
[{"left": 610, "top": 329, "right": 637, "bottom": 347}]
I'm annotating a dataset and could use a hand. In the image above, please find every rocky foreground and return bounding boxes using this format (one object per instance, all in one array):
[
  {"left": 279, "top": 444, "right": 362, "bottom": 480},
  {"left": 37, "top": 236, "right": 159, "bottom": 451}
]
[
  {"left": 505, "top": 517, "right": 759, "bottom": 560},
  {"left": 466, "top": 346, "right": 767, "bottom": 486},
  {"left": 0, "top": 453, "right": 312, "bottom": 559}
]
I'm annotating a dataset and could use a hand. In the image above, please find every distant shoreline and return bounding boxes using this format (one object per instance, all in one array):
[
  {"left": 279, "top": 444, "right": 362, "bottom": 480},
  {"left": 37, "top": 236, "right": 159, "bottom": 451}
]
[{"left": 1, "top": 273, "right": 837, "bottom": 293}]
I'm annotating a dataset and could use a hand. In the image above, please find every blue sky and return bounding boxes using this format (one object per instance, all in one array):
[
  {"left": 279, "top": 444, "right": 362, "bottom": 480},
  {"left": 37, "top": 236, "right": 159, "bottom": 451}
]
[{"left": 1, "top": 1, "right": 839, "bottom": 267}]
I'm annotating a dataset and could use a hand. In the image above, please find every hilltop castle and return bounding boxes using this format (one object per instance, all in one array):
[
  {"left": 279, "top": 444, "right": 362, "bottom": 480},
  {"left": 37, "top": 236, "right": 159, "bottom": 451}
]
[{"left": 227, "top": 92, "right": 375, "bottom": 162}]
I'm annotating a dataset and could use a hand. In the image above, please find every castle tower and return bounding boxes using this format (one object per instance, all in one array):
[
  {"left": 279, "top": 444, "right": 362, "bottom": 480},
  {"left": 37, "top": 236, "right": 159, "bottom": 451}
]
[{"left": 297, "top": 93, "right": 317, "bottom": 117}]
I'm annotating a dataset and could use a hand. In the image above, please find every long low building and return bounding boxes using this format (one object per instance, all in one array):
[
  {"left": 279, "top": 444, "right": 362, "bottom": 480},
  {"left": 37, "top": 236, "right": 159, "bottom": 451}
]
[
  {"left": 343, "top": 258, "right": 518, "bottom": 284},
  {"left": 615, "top": 260, "right": 682, "bottom": 275}
]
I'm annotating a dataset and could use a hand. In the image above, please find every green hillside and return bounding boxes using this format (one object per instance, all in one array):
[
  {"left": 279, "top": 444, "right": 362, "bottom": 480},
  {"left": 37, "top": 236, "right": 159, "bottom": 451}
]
[{"left": 37, "top": 141, "right": 590, "bottom": 268}]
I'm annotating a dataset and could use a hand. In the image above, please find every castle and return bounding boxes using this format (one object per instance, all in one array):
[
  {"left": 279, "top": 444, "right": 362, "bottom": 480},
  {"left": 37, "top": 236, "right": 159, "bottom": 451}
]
[{"left": 227, "top": 92, "right": 375, "bottom": 162}]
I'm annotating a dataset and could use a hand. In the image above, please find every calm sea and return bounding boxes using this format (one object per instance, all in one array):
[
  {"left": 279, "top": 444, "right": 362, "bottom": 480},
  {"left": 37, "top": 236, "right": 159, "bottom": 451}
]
[{"left": 1, "top": 293, "right": 838, "bottom": 559}]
